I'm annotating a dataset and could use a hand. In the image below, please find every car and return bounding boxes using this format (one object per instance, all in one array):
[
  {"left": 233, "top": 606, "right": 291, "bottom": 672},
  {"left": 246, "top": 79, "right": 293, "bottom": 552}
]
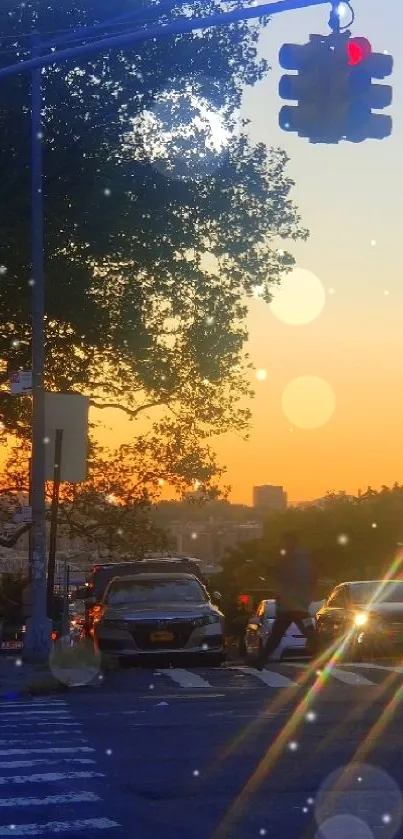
[
  {"left": 92, "top": 572, "right": 225, "bottom": 666},
  {"left": 315, "top": 579, "right": 403, "bottom": 660},
  {"left": 78, "top": 558, "right": 212, "bottom": 638},
  {"left": 244, "top": 599, "right": 323, "bottom": 662}
]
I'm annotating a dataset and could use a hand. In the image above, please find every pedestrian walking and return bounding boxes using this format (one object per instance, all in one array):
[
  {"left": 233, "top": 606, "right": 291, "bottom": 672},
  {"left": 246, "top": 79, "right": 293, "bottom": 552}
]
[{"left": 256, "top": 530, "right": 316, "bottom": 670}]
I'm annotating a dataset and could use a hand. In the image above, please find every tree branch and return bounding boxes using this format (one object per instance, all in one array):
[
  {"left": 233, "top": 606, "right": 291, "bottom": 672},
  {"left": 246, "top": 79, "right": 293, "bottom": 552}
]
[{"left": 88, "top": 398, "right": 168, "bottom": 418}]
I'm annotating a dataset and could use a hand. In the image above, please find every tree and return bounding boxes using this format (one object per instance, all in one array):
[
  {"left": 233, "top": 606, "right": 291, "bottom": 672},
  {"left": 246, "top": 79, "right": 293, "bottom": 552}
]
[
  {"left": 217, "top": 487, "right": 403, "bottom": 599},
  {"left": 0, "top": 0, "right": 308, "bottom": 492},
  {"left": 0, "top": 437, "right": 180, "bottom": 558}
]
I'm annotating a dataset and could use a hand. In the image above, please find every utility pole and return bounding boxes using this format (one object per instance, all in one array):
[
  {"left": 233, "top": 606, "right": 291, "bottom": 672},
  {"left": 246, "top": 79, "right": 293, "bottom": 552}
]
[{"left": 23, "top": 34, "right": 52, "bottom": 662}]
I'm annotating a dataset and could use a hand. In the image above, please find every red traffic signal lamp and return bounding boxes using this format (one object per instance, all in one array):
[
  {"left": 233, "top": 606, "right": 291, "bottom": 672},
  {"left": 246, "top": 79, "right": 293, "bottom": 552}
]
[
  {"left": 347, "top": 37, "right": 372, "bottom": 66},
  {"left": 238, "top": 594, "right": 251, "bottom": 607},
  {"left": 343, "top": 36, "right": 393, "bottom": 141},
  {"left": 278, "top": 33, "right": 393, "bottom": 143}
]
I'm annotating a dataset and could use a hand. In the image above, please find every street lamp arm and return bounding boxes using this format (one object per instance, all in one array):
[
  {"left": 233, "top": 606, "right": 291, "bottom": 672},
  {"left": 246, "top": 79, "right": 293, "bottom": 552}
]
[{"left": 0, "top": 0, "right": 330, "bottom": 80}]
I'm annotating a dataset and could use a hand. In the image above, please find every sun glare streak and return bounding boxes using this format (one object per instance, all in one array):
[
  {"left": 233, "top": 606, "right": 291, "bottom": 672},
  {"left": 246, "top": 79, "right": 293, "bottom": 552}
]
[
  {"left": 212, "top": 549, "right": 403, "bottom": 838},
  {"left": 212, "top": 638, "right": 353, "bottom": 839},
  {"left": 300, "top": 549, "right": 403, "bottom": 820}
]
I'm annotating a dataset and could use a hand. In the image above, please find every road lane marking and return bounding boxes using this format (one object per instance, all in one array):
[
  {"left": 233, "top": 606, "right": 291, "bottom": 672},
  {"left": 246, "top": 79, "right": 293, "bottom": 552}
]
[
  {"left": 138, "top": 693, "right": 225, "bottom": 699},
  {"left": 0, "top": 818, "right": 119, "bottom": 835},
  {"left": 0, "top": 759, "right": 95, "bottom": 769},
  {"left": 0, "top": 748, "right": 93, "bottom": 756},
  {"left": 0, "top": 703, "right": 67, "bottom": 709},
  {"left": 232, "top": 666, "right": 298, "bottom": 688},
  {"left": 0, "top": 771, "right": 103, "bottom": 785},
  {"left": 157, "top": 669, "right": 213, "bottom": 688},
  {"left": 348, "top": 662, "right": 403, "bottom": 673},
  {"left": 283, "top": 662, "right": 375, "bottom": 685},
  {"left": 5, "top": 723, "right": 80, "bottom": 728},
  {"left": 0, "top": 792, "right": 101, "bottom": 808},
  {"left": 0, "top": 711, "right": 71, "bottom": 717},
  {"left": 0, "top": 739, "right": 87, "bottom": 746}
]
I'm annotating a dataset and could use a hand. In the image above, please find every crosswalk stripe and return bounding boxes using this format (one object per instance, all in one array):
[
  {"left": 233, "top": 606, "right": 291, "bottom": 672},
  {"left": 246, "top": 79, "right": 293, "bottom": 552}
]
[
  {"left": 232, "top": 666, "right": 297, "bottom": 688},
  {"left": 0, "top": 792, "right": 101, "bottom": 808},
  {"left": 0, "top": 818, "right": 119, "bottom": 835},
  {"left": 0, "top": 748, "right": 93, "bottom": 756},
  {"left": 5, "top": 723, "right": 79, "bottom": 728},
  {"left": 0, "top": 759, "right": 95, "bottom": 769},
  {"left": 0, "top": 740, "right": 87, "bottom": 747},
  {"left": 0, "top": 712, "right": 71, "bottom": 717},
  {"left": 157, "top": 669, "right": 213, "bottom": 688},
  {"left": 348, "top": 662, "right": 403, "bottom": 673},
  {"left": 0, "top": 771, "right": 103, "bottom": 785},
  {"left": 283, "top": 662, "right": 375, "bottom": 685},
  {"left": 0, "top": 703, "right": 67, "bottom": 708}
]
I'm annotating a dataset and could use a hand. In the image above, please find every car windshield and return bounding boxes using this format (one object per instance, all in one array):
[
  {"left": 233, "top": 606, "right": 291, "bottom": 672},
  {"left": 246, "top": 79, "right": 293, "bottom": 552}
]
[
  {"left": 351, "top": 582, "right": 403, "bottom": 605},
  {"left": 106, "top": 579, "right": 207, "bottom": 605}
]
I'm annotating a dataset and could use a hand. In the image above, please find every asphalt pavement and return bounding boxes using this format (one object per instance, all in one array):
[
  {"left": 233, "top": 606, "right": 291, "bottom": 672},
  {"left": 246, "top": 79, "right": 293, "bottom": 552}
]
[{"left": 1, "top": 659, "right": 403, "bottom": 838}]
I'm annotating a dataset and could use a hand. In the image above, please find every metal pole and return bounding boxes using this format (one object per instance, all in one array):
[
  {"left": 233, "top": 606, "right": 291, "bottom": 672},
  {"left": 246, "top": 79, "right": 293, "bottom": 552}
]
[
  {"left": 23, "top": 34, "right": 52, "bottom": 662},
  {"left": 0, "top": 0, "right": 334, "bottom": 82},
  {"left": 47, "top": 429, "right": 63, "bottom": 620},
  {"left": 28, "top": 456, "right": 32, "bottom": 583}
]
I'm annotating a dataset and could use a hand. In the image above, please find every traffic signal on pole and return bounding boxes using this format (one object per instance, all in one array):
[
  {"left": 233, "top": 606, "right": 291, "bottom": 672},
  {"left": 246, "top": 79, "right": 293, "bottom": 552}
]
[
  {"left": 278, "top": 34, "right": 393, "bottom": 143},
  {"left": 341, "top": 37, "right": 393, "bottom": 141},
  {"left": 278, "top": 37, "right": 332, "bottom": 140}
]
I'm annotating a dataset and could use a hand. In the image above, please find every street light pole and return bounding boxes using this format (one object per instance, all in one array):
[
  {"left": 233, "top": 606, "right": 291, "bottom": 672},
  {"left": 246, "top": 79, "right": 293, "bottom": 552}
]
[{"left": 24, "top": 34, "right": 52, "bottom": 662}]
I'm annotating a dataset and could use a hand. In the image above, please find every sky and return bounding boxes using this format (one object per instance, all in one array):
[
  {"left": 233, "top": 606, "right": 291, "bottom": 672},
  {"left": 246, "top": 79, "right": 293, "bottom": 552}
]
[
  {"left": 219, "top": 0, "right": 403, "bottom": 505},
  {"left": 98, "top": 0, "right": 403, "bottom": 507}
]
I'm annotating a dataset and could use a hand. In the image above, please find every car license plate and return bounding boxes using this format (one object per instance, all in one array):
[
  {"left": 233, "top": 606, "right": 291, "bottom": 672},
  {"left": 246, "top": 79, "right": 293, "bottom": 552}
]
[
  {"left": 1, "top": 641, "right": 23, "bottom": 650},
  {"left": 150, "top": 631, "right": 174, "bottom": 642}
]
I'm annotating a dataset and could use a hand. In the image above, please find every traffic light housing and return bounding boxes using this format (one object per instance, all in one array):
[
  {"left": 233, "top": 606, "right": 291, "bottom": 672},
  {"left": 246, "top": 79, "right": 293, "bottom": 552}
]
[
  {"left": 342, "top": 37, "right": 393, "bottom": 141},
  {"left": 278, "top": 33, "right": 393, "bottom": 143},
  {"left": 278, "top": 37, "right": 333, "bottom": 141}
]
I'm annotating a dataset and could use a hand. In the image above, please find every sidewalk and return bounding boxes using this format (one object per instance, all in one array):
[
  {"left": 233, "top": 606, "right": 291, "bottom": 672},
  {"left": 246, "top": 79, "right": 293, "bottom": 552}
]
[{"left": 0, "top": 654, "right": 104, "bottom": 698}]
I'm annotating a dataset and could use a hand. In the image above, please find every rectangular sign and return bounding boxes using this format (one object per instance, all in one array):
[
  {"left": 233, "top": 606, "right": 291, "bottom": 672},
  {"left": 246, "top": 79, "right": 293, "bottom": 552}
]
[
  {"left": 9, "top": 371, "right": 32, "bottom": 394},
  {"left": 45, "top": 392, "right": 89, "bottom": 483}
]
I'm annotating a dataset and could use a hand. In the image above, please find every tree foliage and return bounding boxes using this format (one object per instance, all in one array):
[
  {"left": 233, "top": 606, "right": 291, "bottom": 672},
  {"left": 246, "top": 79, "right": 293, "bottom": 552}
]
[
  {"left": 217, "top": 486, "right": 403, "bottom": 599},
  {"left": 0, "top": 0, "right": 308, "bottom": 491},
  {"left": 0, "top": 438, "right": 175, "bottom": 558}
]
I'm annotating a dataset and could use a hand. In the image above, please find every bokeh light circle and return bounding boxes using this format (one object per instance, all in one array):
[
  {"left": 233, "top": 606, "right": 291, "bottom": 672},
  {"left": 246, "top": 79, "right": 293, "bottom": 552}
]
[
  {"left": 269, "top": 268, "right": 325, "bottom": 325},
  {"left": 49, "top": 636, "right": 101, "bottom": 687},
  {"left": 282, "top": 376, "right": 336, "bottom": 429},
  {"left": 315, "top": 763, "right": 403, "bottom": 839},
  {"left": 134, "top": 76, "right": 234, "bottom": 182},
  {"left": 315, "top": 814, "right": 373, "bottom": 839}
]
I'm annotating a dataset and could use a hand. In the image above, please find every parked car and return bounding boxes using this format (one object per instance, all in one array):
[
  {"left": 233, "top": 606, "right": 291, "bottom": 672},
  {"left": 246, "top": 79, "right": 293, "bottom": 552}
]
[
  {"left": 315, "top": 579, "right": 403, "bottom": 660},
  {"left": 92, "top": 572, "right": 225, "bottom": 666},
  {"left": 244, "top": 599, "right": 324, "bottom": 662}
]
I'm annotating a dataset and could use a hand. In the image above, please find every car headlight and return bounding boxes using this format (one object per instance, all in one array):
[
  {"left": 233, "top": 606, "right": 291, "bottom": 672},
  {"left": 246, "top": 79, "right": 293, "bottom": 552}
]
[
  {"left": 354, "top": 612, "right": 369, "bottom": 627},
  {"left": 194, "top": 614, "right": 221, "bottom": 627}
]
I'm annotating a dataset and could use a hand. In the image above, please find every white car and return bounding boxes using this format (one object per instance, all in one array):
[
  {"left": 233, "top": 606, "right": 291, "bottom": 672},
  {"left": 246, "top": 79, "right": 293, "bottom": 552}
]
[{"left": 244, "top": 599, "right": 325, "bottom": 662}]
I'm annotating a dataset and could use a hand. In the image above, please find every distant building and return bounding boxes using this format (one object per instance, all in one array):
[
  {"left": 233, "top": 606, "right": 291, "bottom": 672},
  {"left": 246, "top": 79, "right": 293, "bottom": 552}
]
[{"left": 253, "top": 485, "right": 287, "bottom": 512}]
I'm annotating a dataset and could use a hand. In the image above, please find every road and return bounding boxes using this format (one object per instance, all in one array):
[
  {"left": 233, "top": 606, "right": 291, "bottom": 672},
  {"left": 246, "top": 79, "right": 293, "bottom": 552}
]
[{"left": 1, "top": 659, "right": 403, "bottom": 837}]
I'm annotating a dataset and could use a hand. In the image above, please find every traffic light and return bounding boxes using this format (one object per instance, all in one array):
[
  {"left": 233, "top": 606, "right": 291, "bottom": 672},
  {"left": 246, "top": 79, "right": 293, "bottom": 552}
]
[
  {"left": 238, "top": 594, "right": 251, "bottom": 607},
  {"left": 278, "top": 36, "right": 333, "bottom": 140},
  {"left": 278, "top": 33, "right": 393, "bottom": 143},
  {"left": 342, "top": 37, "right": 393, "bottom": 141}
]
